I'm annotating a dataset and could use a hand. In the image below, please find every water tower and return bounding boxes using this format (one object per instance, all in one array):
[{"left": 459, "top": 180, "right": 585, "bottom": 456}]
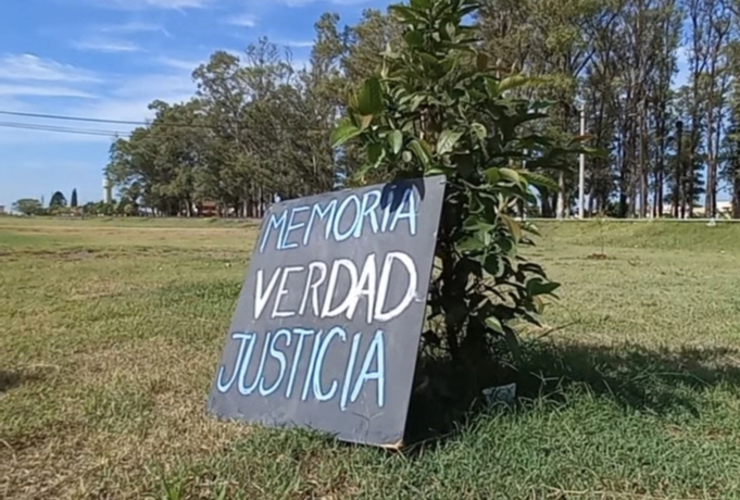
[{"left": 102, "top": 176, "right": 112, "bottom": 204}]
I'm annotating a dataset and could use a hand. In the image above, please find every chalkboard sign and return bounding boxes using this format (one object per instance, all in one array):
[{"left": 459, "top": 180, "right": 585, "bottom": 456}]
[{"left": 208, "top": 176, "right": 446, "bottom": 447}]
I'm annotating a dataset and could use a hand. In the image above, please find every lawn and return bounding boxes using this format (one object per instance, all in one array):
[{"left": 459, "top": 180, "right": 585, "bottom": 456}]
[{"left": 2, "top": 216, "right": 740, "bottom": 500}]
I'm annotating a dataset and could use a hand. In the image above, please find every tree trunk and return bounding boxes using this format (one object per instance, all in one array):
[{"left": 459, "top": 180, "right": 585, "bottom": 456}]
[
  {"left": 706, "top": 106, "right": 718, "bottom": 218},
  {"left": 556, "top": 171, "right": 566, "bottom": 219}
]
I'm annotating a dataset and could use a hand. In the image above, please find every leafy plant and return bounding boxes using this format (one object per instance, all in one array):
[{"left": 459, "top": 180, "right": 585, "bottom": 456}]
[{"left": 332, "top": 0, "right": 590, "bottom": 370}]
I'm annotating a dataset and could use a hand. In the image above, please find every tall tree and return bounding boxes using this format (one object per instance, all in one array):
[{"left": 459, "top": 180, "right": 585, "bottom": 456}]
[
  {"left": 49, "top": 191, "right": 67, "bottom": 208},
  {"left": 479, "top": 0, "right": 603, "bottom": 217},
  {"left": 685, "top": 0, "right": 734, "bottom": 218},
  {"left": 70, "top": 188, "right": 78, "bottom": 208},
  {"left": 12, "top": 198, "right": 42, "bottom": 216}
]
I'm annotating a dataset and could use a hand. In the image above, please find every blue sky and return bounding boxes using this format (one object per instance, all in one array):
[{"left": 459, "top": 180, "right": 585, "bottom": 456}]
[
  {"left": 0, "top": 0, "right": 696, "bottom": 210},
  {"left": 0, "top": 0, "right": 392, "bottom": 209}
]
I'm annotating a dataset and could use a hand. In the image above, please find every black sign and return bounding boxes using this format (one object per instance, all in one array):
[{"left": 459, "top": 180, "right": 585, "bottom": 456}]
[{"left": 207, "top": 176, "right": 446, "bottom": 447}]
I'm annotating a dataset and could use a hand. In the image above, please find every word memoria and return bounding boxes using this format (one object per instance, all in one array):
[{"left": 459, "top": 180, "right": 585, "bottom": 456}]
[{"left": 259, "top": 187, "right": 418, "bottom": 253}]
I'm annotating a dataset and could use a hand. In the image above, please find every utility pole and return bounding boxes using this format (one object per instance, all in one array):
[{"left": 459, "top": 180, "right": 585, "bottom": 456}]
[{"left": 578, "top": 105, "right": 586, "bottom": 219}]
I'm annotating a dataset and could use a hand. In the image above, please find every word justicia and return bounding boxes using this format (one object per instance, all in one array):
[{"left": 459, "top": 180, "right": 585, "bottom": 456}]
[{"left": 216, "top": 327, "right": 386, "bottom": 410}]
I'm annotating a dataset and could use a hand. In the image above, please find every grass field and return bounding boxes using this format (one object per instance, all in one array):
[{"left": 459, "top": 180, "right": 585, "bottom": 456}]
[{"left": 2, "top": 216, "right": 740, "bottom": 500}]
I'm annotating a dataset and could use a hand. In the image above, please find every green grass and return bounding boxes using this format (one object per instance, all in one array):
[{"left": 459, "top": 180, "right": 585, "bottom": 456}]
[{"left": 2, "top": 216, "right": 740, "bottom": 499}]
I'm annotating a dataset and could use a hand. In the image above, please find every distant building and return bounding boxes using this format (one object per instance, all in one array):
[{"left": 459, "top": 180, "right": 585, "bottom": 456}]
[
  {"left": 0, "top": 205, "right": 5, "bottom": 215},
  {"left": 659, "top": 201, "right": 734, "bottom": 218},
  {"left": 197, "top": 201, "right": 219, "bottom": 217}
]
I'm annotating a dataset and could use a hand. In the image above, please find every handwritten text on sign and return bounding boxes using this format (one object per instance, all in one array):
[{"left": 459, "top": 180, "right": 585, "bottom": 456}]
[{"left": 208, "top": 177, "right": 445, "bottom": 446}]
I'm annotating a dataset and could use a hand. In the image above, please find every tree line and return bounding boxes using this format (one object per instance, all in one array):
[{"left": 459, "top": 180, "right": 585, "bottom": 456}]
[
  {"left": 105, "top": 0, "right": 740, "bottom": 219},
  {"left": 11, "top": 189, "right": 88, "bottom": 216}
]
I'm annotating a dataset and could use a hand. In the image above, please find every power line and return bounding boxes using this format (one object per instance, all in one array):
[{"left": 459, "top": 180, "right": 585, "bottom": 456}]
[
  {"left": 0, "top": 121, "right": 130, "bottom": 137},
  {"left": 0, "top": 110, "right": 216, "bottom": 130},
  {"left": 0, "top": 109, "right": 331, "bottom": 136},
  {"left": 0, "top": 110, "right": 149, "bottom": 126}
]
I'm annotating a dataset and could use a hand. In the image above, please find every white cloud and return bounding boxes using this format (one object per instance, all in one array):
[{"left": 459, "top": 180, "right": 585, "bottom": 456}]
[
  {"left": 90, "top": 0, "right": 216, "bottom": 9},
  {"left": 0, "top": 54, "right": 100, "bottom": 83},
  {"left": 274, "top": 0, "right": 372, "bottom": 5},
  {"left": 226, "top": 13, "right": 258, "bottom": 27},
  {"left": 72, "top": 38, "right": 142, "bottom": 53},
  {"left": 111, "top": 72, "right": 196, "bottom": 101},
  {"left": 0, "top": 51, "right": 197, "bottom": 145},
  {"left": 0, "top": 74, "right": 195, "bottom": 145},
  {"left": 156, "top": 56, "right": 204, "bottom": 71},
  {"left": 0, "top": 84, "right": 97, "bottom": 98},
  {"left": 275, "top": 39, "right": 314, "bottom": 48},
  {"left": 99, "top": 21, "right": 166, "bottom": 33}
]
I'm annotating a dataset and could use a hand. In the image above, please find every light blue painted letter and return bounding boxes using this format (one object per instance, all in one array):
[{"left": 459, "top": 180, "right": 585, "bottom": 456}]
[
  {"left": 350, "top": 330, "right": 386, "bottom": 408},
  {"left": 312, "top": 326, "right": 347, "bottom": 402}
]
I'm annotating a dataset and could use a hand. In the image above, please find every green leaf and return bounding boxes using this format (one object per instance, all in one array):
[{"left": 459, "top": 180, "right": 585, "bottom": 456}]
[
  {"left": 404, "top": 30, "right": 424, "bottom": 47},
  {"left": 357, "top": 77, "right": 383, "bottom": 116},
  {"left": 409, "top": 140, "right": 431, "bottom": 167},
  {"left": 418, "top": 52, "right": 440, "bottom": 67},
  {"left": 437, "top": 130, "right": 463, "bottom": 155},
  {"left": 409, "top": 94, "right": 426, "bottom": 111},
  {"left": 471, "top": 123, "right": 487, "bottom": 141},
  {"left": 484, "top": 253, "right": 504, "bottom": 277},
  {"left": 498, "top": 74, "right": 530, "bottom": 93},
  {"left": 500, "top": 213, "right": 522, "bottom": 242},
  {"left": 464, "top": 213, "right": 496, "bottom": 233},
  {"left": 486, "top": 78, "right": 500, "bottom": 97},
  {"left": 499, "top": 168, "right": 522, "bottom": 185},
  {"left": 426, "top": 165, "right": 455, "bottom": 176},
  {"left": 410, "top": 0, "right": 431, "bottom": 7},
  {"left": 485, "top": 316, "right": 504, "bottom": 334},
  {"left": 526, "top": 278, "right": 561, "bottom": 297},
  {"left": 368, "top": 143, "right": 384, "bottom": 165},
  {"left": 456, "top": 236, "right": 486, "bottom": 252},
  {"left": 388, "top": 130, "right": 403, "bottom": 154},
  {"left": 389, "top": 5, "right": 423, "bottom": 23},
  {"left": 484, "top": 167, "right": 502, "bottom": 184},
  {"left": 330, "top": 122, "right": 361, "bottom": 147},
  {"left": 520, "top": 171, "right": 559, "bottom": 192}
]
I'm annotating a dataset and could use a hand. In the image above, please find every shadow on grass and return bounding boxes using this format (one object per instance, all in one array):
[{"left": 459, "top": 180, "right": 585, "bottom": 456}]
[
  {"left": 0, "top": 368, "right": 47, "bottom": 393},
  {"left": 404, "top": 341, "right": 740, "bottom": 446}
]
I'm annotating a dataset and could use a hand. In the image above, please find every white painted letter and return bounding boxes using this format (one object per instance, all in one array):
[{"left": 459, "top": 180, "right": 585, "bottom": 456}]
[
  {"left": 374, "top": 252, "right": 418, "bottom": 322},
  {"left": 298, "top": 262, "right": 328, "bottom": 316},
  {"left": 254, "top": 268, "right": 281, "bottom": 320},
  {"left": 272, "top": 266, "right": 304, "bottom": 318},
  {"left": 321, "top": 259, "right": 359, "bottom": 318},
  {"left": 345, "top": 253, "right": 377, "bottom": 323}
]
